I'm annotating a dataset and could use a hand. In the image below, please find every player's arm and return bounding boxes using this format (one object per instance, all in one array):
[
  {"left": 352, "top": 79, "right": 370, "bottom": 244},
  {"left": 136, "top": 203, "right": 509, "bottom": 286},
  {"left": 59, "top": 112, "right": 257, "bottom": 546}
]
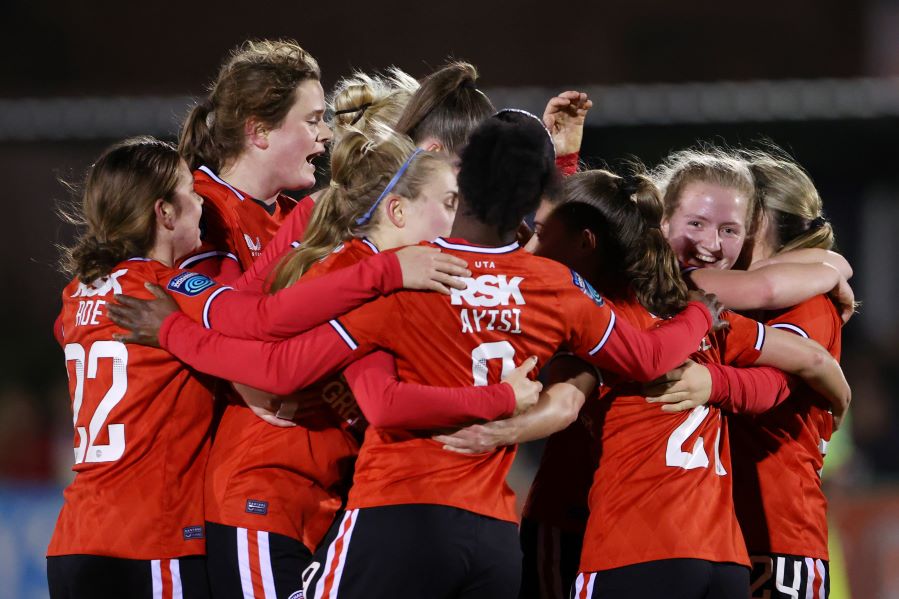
[
  {"left": 434, "top": 355, "right": 596, "bottom": 454},
  {"left": 568, "top": 286, "right": 718, "bottom": 382},
  {"left": 338, "top": 352, "right": 540, "bottom": 429},
  {"left": 645, "top": 360, "right": 793, "bottom": 415},
  {"left": 110, "top": 248, "right": 470, "bottom": 342},
  {"left": 750, "top": 248, "right": 853, "bottom": 279},
  {"left": 687, "top": 262, "right": 845, "bottom": 312}
]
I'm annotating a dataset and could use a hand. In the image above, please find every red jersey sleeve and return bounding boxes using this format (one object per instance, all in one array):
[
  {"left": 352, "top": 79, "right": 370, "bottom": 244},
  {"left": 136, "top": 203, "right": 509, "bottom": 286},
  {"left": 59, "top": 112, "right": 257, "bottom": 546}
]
[
  {"left": 199, "top": 252, "right": 403, "bottom": 340},
  {"left": 560, "top": 274, "right": 712, "bottom": 381},
  {"left": 556, "top": 152, "right": 579, "bottom": 176},
  {"left": 767, "top": 296, "right": 840, "bottom": 351},
  {"left": 157, "top": 312, "right": 357, "bottom": 395},
  {"left": 706, "top": 363, "right": 792, "bottom": 414},
  {"left": 719, "top": 311, "right": 766, "bottom": 367},
  {"left": 343, "top": 351, "right": 515, "bottom": 429},
  {"left": 155, "top": 270, "right": 232, "bottom": 323}
]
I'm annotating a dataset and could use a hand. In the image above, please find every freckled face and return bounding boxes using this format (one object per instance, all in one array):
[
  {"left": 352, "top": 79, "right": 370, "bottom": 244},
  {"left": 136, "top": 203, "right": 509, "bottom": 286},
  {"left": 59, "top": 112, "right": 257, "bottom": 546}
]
[{"left": 662, "top": 180, "right": 750, "bottom": 270}]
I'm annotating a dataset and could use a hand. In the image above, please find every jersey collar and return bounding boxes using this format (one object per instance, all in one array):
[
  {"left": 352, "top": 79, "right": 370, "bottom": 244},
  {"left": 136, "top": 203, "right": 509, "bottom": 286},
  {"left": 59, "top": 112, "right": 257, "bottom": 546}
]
[{"left": 434, "top": 237, "right": 520, "bottom": 254}]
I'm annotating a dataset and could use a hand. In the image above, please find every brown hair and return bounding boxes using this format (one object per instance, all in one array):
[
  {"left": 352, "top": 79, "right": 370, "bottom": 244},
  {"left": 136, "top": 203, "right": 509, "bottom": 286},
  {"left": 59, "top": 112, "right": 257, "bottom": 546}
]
[
  {"left": 270, "top": 125, "right": 452, "bottom": 290},
  {"left": 744, "top": 149, "right": 834, "bottom": 253},
  {"left": 547, "top": 169, "right": 690, "bottom": 317},
  {"left": 59, "top": 136, "right": 182, "bottom": 282},
  {"left": 394, "top": 61, "right": 494, "bottom": 157},
  {"left": 179, "top": 39, "right": 321, "bottom": 171},
  {"left": 329, "top": 67, "right": 419, "bottom": 141}
]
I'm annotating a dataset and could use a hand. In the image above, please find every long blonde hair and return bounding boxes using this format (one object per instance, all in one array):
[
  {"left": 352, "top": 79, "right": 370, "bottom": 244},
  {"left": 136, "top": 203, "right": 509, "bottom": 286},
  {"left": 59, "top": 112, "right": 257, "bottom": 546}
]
[
  {"left": 743, "top": 148, "right": 834, "bottom": 252},
  {"left": 270, "top": 125, "right": 451, "bottom": 290}
]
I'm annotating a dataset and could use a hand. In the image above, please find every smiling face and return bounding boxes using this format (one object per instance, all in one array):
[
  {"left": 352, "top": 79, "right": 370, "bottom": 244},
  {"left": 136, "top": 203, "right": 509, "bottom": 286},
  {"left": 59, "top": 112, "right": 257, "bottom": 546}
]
[
  {"left": 662, "top": 180, "right": 750, "bottom": 270},
  {"left": 264, "top": 79, "right": 332, "bottom": 191}
]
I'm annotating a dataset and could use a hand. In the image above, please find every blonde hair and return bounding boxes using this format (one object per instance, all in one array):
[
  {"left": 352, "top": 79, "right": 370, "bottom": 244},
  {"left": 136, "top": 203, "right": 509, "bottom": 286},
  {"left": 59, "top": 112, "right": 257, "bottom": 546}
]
[
  {"left": 179, "top": 39, "right": 320, "bottom": 171},
  {"left": 329, "top": 67, "right": 419, "bottom": 141},
  {"left": 744, "top": 148, "right": 834, "bottom": 252},
  {"left": 59, "top": 136, "right": 182, "bottom": 282},
  {"left": 270, "top": 124, "right": 452, "bottom": 290}
]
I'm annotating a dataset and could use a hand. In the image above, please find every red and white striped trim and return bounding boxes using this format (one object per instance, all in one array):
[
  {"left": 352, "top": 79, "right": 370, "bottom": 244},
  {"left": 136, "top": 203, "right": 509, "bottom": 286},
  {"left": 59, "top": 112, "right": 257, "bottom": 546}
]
[
  {"left": 198, "top": 165, "right": 246, "bottom": 201},
  {"left": 237, "top": 527, "right": 278, "bottom": 599},
  {"left": 202, "top": 286, "right": 232, "bottom": 328},
  {"left": 179, "top": 250, "right": 240, "bottom": 270},
  {"left": 151, "top": 559, "right": 182, "bottom": 599},
  {"left": 588, "top": 311, "right": 616, "bottom": 356},
  {"left": 313, "top": 509, "right": 359, "bottom": 599},
  {"left": 572, "top": 572, "right": 596, "bottom": 598},
  {"left": 771, "top": 322, "right": 810, "bottom": 339}
]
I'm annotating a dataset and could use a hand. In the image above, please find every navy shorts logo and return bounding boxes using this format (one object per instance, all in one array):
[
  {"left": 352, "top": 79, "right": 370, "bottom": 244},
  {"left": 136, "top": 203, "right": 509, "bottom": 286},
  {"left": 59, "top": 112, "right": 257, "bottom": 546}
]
[
  {"left": 167, "top": 272, "right": 216, "bottom": 297},
  {"left": 288, "top": 592, "right": 304, "bottom": 599},
  {"left": 570, "top": 270, "right": 604, "bottom": 306},
  {"left": 246, "top": 499, "right": 269, "bottom": 515},
  {"left": 183, "top": 525, "right": 204, "bottom": 540}
]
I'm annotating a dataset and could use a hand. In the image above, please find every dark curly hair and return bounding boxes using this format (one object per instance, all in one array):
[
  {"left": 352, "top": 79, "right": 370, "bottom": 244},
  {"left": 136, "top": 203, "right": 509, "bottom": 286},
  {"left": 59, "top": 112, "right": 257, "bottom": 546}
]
[{"left": 457, "top": 115, "right": 559, "bottom": 236}]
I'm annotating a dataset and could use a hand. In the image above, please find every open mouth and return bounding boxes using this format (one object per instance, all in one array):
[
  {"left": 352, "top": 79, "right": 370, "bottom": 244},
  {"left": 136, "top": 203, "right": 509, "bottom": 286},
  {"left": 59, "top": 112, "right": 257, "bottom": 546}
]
[{"left": 692, "top": 253, "right": 718, "bottom": 264}]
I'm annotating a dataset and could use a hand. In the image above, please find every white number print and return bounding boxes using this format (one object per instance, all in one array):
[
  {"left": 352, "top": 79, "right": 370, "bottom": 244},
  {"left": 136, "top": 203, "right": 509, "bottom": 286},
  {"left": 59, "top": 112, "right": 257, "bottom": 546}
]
[
  {"left": 64, "top": 341, "right": 129, "bottom": 464},
  {"left": 665, "top": 405, "right": 726, "bottom": 475},
  {"left": 471, "top": 341, "right": 515, "bottom": 386}
]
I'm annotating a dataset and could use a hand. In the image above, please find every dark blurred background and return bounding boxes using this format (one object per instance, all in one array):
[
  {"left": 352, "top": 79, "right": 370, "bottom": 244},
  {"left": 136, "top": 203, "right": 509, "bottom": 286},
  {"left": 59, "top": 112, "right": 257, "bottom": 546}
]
[{"left": 2, "top": 1, "right": 898, "bottom": 597}]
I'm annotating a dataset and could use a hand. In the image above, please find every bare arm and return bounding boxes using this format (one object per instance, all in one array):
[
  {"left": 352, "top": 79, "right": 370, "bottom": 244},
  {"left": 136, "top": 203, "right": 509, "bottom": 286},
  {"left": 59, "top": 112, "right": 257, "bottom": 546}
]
[
  {"left": 751, "top": 248, "right": 853, "bottom": 280},
  {"left": 755, "top": 326, "right": 850, "bottom": 428},
  {"left": 688, "top": 263, "right": 843, "bottom": 311},
  {"left": 433, "top": 355, "right": 597, "bottom": 454}
]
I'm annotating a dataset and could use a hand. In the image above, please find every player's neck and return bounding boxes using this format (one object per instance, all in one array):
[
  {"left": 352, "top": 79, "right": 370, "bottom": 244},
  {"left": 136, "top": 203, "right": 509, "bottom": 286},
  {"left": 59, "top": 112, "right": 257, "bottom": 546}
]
[
  {"left": 147, "top": 244, "right": 174, "bottom": 268},
  {"left": 450, "top": 218, "right": 516, "bottom": 248},
  {"left": 218, "top": 159, "right": 280, "bottom": 205}
]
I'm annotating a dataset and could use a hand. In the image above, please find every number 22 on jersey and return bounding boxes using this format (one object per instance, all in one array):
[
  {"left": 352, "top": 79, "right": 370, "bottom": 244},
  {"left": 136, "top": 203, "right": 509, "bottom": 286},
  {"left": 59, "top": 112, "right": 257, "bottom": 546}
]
[{"left": 64, "top": 341, "right": 129, "bottom": 464}]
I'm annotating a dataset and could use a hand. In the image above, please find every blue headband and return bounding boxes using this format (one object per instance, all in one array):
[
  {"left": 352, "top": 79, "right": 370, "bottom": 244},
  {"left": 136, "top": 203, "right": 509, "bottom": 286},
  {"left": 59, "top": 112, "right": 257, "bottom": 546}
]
[{"left": 355, "top": 148, "right": 424, "bottom": 226}]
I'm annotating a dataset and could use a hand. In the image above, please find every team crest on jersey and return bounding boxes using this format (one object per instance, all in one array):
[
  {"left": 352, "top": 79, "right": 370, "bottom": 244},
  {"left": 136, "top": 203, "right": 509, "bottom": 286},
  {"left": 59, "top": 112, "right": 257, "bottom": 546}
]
[
  {"left": 570, "top": 270, "right": 604, "bottom": 306},
  {"left": 244, "top": 234, "right": 262, "bottom": 252},
  {"left": 182, "top": 526, "right": 204, "bottom": 540},
  {"left": 167, "top": 272, "right": 215, "bottom": 297},
  {"left": 246, "top": 499, "right": 269, "bottom": 515}
]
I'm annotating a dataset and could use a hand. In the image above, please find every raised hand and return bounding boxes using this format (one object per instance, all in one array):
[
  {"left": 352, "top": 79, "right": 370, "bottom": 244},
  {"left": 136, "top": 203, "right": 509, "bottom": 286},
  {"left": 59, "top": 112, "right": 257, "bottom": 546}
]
[
  {"left": 108, "top": 282, "right": 179, "bottom": 347},
  {"left": 395, "top": 246, "right": 471, "bottom": 295},
  {"left": 542, "top": 90, "right": 593, "bottom": 156}
]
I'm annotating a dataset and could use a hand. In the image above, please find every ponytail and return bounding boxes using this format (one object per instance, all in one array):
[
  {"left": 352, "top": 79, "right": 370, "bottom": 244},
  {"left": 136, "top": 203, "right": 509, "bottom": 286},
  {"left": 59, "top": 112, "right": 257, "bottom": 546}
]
[
  {"left": 395, "top": 61, "right": 494, "bottom": 156},
  {"left": 550, "top": 170, "right": 690, "bottom": 317}
]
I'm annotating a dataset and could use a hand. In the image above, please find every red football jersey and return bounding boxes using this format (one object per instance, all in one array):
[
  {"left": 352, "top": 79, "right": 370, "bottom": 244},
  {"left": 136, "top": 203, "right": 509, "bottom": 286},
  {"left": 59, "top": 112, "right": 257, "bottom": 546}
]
[
  {"left": 331, "top": 238, "right": 712, "bottom": 524},
  {"left": 579, "top": 302, "right": 764, "bottom": 572},
  {"left": 203, "top": 240, "right": 373, "bottom": 551},
  {"left": 178, "top": 166, "right": 307, "bottom": 282},
  {"left": 48, "top": 260, "right": 228, "bottom": 559},
  {"left": 729, "top": 294, "right": 840, "bottom": 560}
]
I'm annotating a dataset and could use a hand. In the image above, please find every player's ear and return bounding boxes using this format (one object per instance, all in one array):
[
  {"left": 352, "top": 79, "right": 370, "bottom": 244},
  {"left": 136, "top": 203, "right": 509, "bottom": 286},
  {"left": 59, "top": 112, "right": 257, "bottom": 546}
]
[
  {"left": 154, "top": 199, "right": 176, "bottom": 231},
  {"left": 580, "top": 228, "right": 597, "bottom": 253},
  {"left": 660, "top": 217, "right": 670, "bottom": 237},
  {"left": 246, "top": 117, "right": 270, "bottom": 150},
  {"left": 384, "top": 195, "right": 406, "bottom": 228}
]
